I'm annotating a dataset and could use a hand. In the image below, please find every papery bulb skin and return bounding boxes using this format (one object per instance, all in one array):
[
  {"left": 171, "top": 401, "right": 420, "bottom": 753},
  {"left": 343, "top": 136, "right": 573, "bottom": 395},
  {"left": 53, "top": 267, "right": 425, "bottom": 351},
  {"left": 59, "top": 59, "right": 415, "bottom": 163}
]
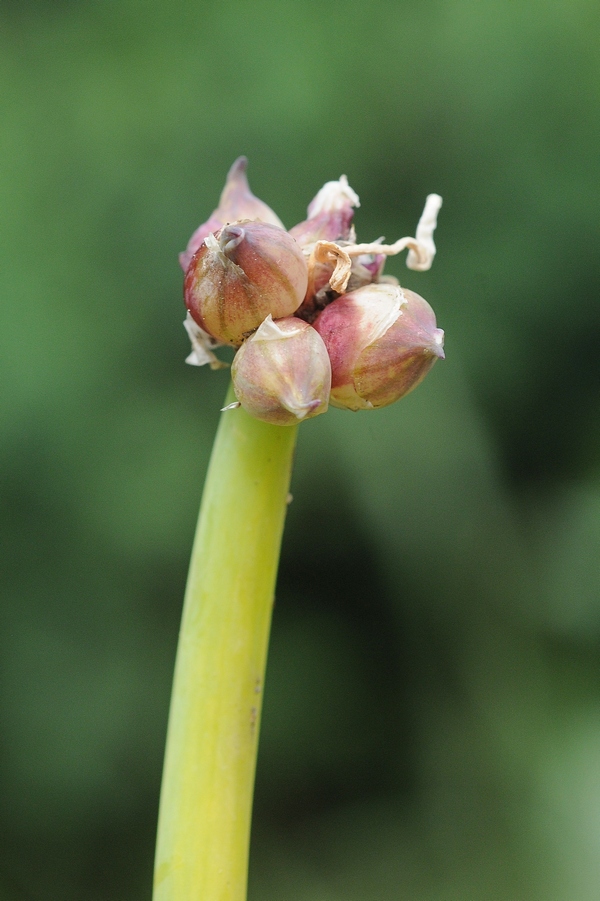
[
  {"left": 179, "top": 157, "right": 285, "bottom": 272},
  {"left": 184, "top": 222, "right": 309, "bottom": 347},
  {"left": 313, "top": 284, "right": 444, "bottom": 411},
  {"left": 231, "top": 316, "right": 331, "bottom": 426}
]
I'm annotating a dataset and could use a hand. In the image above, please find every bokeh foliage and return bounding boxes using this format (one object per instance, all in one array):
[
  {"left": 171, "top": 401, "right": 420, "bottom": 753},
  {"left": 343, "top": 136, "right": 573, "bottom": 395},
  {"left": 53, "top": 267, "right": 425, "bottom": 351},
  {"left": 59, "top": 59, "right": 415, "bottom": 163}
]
[{"left": 1, "top": 0, "right": 600, "bottom": 898}]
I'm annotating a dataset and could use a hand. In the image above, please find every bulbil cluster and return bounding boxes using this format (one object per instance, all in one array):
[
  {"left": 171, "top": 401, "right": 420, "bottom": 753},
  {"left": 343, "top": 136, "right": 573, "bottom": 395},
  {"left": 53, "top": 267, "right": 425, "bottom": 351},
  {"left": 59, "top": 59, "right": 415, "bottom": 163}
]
[{"left": 182, "top": 157, "right": 444, "bottom": 426}]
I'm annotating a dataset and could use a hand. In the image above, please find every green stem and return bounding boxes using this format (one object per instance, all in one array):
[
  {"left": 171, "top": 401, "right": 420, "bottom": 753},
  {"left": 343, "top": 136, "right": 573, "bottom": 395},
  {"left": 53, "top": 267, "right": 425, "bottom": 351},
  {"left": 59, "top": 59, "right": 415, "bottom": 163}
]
[{"left": 153, "top": 386, "right": 298, "bottom": 901}]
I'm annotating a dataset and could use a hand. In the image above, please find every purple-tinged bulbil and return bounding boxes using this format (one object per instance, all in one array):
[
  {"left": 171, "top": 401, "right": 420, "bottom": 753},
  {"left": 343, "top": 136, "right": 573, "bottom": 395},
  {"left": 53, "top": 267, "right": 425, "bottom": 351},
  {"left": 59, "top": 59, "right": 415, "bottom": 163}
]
[
  {"left": 184, "top": 221, "right": 308, "bottom": 347},
  {"left": 231, "top": 316, "right": 331, "bottom": 426},
  {"left": 313, "top": 284, "right": 444, "bottom": 411},
  {"left": 179, "top": 157, "right": 284, "bottom": 273},
  {"left": 289, "top": 175, "right": 359, "bottom": 248}
]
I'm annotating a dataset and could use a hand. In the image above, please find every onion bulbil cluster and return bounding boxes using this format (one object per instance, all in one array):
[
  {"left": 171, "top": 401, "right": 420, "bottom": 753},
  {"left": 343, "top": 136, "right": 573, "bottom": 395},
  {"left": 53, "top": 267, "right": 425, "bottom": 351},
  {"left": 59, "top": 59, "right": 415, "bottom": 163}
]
[{"left": 182, "top": 157, "right": 444, "bottom": 426}]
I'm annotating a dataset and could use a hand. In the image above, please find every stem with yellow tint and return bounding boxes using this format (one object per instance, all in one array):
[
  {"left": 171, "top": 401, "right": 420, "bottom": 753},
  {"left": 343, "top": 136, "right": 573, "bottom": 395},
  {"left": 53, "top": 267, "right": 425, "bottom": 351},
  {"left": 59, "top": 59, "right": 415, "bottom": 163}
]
[{"left": 153, "top": 386, "right": 298, "bottom": 901}]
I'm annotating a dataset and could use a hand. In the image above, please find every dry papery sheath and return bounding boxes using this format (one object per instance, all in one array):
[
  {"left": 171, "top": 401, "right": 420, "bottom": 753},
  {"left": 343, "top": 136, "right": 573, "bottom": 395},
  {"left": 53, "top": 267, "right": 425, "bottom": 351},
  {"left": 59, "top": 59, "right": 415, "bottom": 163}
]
[{"left": 181, "top": 158, "right": 444, "bottom": 422}]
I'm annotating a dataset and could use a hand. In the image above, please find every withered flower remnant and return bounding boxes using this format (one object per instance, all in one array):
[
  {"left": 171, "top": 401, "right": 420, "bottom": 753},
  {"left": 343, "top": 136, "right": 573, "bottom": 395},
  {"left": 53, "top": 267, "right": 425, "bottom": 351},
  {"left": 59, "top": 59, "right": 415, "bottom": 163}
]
[{"left": 289, "top": 175, "right": 361, "bottom": 317}]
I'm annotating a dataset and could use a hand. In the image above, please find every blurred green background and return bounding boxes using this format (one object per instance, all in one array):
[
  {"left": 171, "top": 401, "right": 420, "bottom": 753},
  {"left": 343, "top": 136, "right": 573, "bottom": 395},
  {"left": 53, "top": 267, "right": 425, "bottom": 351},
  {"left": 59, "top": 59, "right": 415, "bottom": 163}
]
[{"left": 1, "top": 0, "right": 600, "bottom": 898}]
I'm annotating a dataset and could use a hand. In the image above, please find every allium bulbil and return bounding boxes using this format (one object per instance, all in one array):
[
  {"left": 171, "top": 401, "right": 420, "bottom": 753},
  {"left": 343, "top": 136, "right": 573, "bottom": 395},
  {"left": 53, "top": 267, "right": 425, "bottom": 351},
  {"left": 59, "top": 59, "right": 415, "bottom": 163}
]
[
  {"left": 232, "top": 316, "right": 331, "bottom": 426},
  {"left": 184, "top": 221, "right": 308, "bottom": 346},
  {"left": 181, "top": 157, "right": 444, "bottom": 423},
  {"left": 179, "top": 157, "right": 284, "bottom": 273},
  {"left": 313, "top": 285, "right": 444, "bottom": 411}
]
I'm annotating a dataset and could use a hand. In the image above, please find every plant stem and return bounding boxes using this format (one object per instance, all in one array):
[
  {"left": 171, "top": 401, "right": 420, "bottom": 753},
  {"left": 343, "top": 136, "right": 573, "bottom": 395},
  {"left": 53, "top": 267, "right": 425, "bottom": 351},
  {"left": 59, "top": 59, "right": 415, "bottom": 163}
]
[{"left": 153, "top": 386, "right": 298, "bottom": 901}]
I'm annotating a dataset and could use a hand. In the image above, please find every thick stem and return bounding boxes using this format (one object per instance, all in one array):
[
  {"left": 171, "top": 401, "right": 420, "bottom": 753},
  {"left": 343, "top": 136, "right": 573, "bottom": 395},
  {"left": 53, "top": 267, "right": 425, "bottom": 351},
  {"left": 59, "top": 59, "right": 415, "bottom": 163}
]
[{"left": 153, "top": 388, "right": 298, "bottom": 901}]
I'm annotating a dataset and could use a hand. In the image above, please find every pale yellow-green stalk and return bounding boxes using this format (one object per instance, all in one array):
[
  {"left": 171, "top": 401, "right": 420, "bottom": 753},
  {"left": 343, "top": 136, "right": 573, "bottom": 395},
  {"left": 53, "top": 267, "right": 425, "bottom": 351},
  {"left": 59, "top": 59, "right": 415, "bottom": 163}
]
[{"left": 153, "top": 387, "right": 298, "bottom": 901}]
